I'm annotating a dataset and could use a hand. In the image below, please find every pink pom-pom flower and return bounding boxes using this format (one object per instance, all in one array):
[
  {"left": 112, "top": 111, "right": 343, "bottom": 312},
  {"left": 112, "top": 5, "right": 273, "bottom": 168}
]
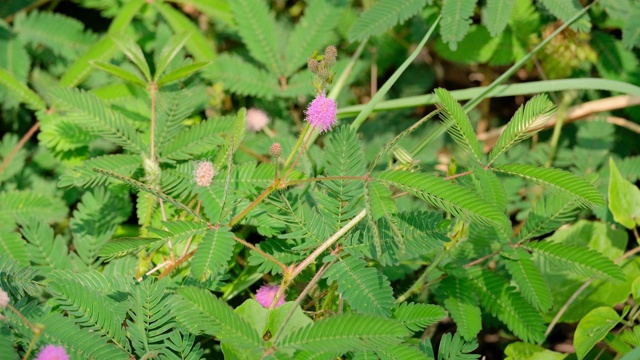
[
  {"left": 255, "top": 284, "right": 285, "bottom": 308},
  {"left": 35, "top": 345, "right": 69, "bottom": 360},
  {"left": 305, "top": 93, "right": 337, "bottom": 133}
]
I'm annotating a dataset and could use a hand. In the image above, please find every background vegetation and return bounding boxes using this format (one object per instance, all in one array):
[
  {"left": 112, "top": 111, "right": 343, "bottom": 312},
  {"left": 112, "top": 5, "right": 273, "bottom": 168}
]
[{"left": 1, "top": 0, "right": 639, "bottom": 359}]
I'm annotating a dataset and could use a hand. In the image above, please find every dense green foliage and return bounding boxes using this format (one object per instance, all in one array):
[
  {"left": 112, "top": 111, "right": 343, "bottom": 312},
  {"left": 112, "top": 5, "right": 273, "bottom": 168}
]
[{"left": 1, "top": 0, "right": 640, "bottom": 359}]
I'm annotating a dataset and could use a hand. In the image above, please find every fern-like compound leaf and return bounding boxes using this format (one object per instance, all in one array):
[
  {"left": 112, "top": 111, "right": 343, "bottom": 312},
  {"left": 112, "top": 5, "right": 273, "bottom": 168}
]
[
  {"left": 539, "top": 0, "right": 591, "bottom": 33},
  {"left": 148, "top": 220, "right": 209, "bottom": 246},
  {"left": 127, "top": 277, "right": 175, "bottom": 357},
  {"left": 323, "top": 255, "right": 395, "bottom": 317},
  {"left": 205, "top": 54, "right": 279, "bottom": 98},
  {"left": 229, "top": 0, "right": 283, "bottom": 75},
  {"left": 39, "top": 312, "right": 131, "bottom": 359},
  {"left": 516, "top": 196, "right": 579, "bottom": 241},
  {"left": 434, "top": 88, "right": 483, "bottom": 164},
  {"left": 348, "top": 0, "right": 427, "bottom": 42},
  {"left": 173, "top": 287, "right": 264, "bottom": 353},
  {"left": 471, "top": 166, "right": 507, "bottom": 210},
  {"left": 160, "top": 331, "right": 204, "bottom": 360},
  {"left": 470, "top": 268, "right": 546, "bottom": 343},
  {"left": 48, "top": 270, "right": 131, "bottom": 352},
  {"left": 440, "top": 0, "right": 478, "bottom": 51},
  {"left": 99, "top": 237, "right": 165, "bottom": 261},
  {"left": 493, "top": 164, "right": 605, "bottom": 208},
  {"left": 0, "top": 68, "right": 46, "bottom": 111},
  {"left": 503, "top": 249, "right": 552, "bottom": 311},
  {"left": 489, "top": 94, "right": 556, "bottom": 164},
  {"left": 0, "top": 254, "right": 40, "bottom": 299},
  {"left": 526, "top": 241, "right": 625, "bottom": 281},
  {"left": 0, "top": 191, "right": 67, "bottom": 224},
  {"left": 58, "top": 154, "right": 140, "bottom": 188},
  {"left": 378, "top": 170, "right": 510, "bottom": 233},
  {"left": 191, "top": 226, "right": 236, "bottom": 281},
  {"left": 20, "top": 219, "right": 71, "bottom": 271},
  {"left": 374, "top": 343, "right": 430, "bottom": 359},
  {"left": 47, "top": 87, "right": 146, "bottom": 154},
  {"left": 483, "top": 0, "right": 515, "bottom": 36},
  {"left": 392, "top": 302, "right": 447, "bottom": 332},
  {"left": 277, "top": 313, "right": 410, "bottom": 353},
  {"left": 0, "top": 225, "right": 28, "bottom": 266},
  {"left": 13, "top": 10, "right": 97, "bottom": 60},
  {"left": 440, "top": 276, "right": 482, "bottom": 341}
]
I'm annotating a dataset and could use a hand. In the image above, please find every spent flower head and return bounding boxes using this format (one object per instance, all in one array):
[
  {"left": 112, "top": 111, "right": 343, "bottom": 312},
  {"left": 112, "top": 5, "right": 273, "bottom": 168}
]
[
  {"left": 255, "top": 284, "right": 285, "bottom": 308},
  {"left": 245, "top": 108, "right": 270, "bottom": 132},
  {"left": 0, "top": 288, "right": 9, "bottom": 308},
  {"left": 35, "top": 345, "right": 69, "bottom": 360},
  {"left": 305, "top": 93, "right": 337, "bottom": 133},
  {"left": 194, "top": 160, "right": 215, "bottom": 187}
]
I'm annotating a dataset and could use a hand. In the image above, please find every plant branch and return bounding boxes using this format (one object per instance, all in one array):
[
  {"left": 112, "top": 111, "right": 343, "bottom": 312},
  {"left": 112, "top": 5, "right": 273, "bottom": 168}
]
[
  {"left": 0, "top": 122, "right": 39, "bottom": 178},
  {"left": 233, "top": 236, "right": 287, "bottom": 273}
]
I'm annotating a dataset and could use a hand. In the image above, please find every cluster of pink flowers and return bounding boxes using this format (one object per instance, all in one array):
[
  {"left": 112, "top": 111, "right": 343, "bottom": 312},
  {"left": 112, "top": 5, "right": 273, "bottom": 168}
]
[
  {"left": 35, "top": 345, "right": 69, "bottom": 360},
  {"left": 305, "top": 93, "right": 337, "bottom": 133},
  {"left": 255, "top": 284, "right": 285, "bottom": 308}
]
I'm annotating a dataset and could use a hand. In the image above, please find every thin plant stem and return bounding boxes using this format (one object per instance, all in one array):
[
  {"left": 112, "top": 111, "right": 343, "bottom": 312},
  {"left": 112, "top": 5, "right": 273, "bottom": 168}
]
[
  {"left": 271, "top": 257, "right": 338, "bottom": 344},
  {"left": 149, "top": 82, "right": 157, "bottom": 161},
  {"left": 443, "top": 170, "right": 474, "bottom": 181},
  {"left": 269, "top": 210, "right": 368, "bottom": 307},
  {"left": 233, "top": 236, "right": 287, "bottom": 273},
  {"left": 0, "top": 122, "right": 39, "bottom": 178},
  {"left": 282, "top": 128, "right": 314, "bottom": 181},
  {"left": 138, "top": 260, "right": 171, "bottom": 281},
  {"left": 396, "top": 250, "right": 448, "bottom": 304},
  {"left": 228, "top": 183, "right": 276, "bottom": 227},
  {"left": 283, "top": 124, "right": 310, "bottom": 170}
]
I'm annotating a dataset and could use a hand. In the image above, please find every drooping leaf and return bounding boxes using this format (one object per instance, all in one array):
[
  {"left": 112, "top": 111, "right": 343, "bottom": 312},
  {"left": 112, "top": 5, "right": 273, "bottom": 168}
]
[
  {"left": 191, "top": 226, "right": 236, "bottom": 281},
  {"left": 503, "top": 249, "right": 552, "bottom": 311}
]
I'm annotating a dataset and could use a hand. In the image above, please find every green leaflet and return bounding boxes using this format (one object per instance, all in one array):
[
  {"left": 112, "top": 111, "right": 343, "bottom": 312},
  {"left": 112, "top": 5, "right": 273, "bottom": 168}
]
[
  {"left": 191, "top": 226, "right": 236, "bottom": 281},
  {"left": 440, "top": 0, "right": 477, "bottom": 51},
  {"left": 493, "top": 164, "right": 605, "bottom": 208},
  {"left": 526, "top": 241, "right": 625, "bottom": 281},
  {"left": 574, "top": 307, "right": 620, "bottom": 359},
  {"left": 377, "top": 170, "right": 510, "bottom": 233},
  {"left": 276, "top": 313, "right": 410, "bottom": 354},
  {"left": 323, "top": 255, "right": 395, "bottom": 317}
]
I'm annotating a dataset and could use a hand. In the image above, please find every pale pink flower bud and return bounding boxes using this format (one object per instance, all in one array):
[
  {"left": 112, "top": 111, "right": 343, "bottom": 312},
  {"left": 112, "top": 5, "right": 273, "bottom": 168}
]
[
  {"left": 245, "top": 108, "right": 270, "bottom": 132},
  {"left": 194, "top": 160, "right": 215, "bottom": 187},
  {"left": 35, "top": 345, "right": 69, "bottom": 360},
  {"left": 305, "top": 93, "right": 337, "bottom": 133},
  {"left": 0, "top": 288, "right": 9, "bottom": 308},
  {"left": 270, "top": 143, "right": 282, "bottom": 158},
  {"left": 255, "top": 284, "right": 285, "bottom": 308}
]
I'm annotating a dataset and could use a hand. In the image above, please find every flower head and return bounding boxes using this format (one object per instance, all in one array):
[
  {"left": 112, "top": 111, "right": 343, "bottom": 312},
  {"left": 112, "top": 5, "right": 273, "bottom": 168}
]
[
  {"left": 35, "top": 345, "right": 69, "bottom": 360},
  {"left": 270, "top": 142, "right": 282, "bottom": 158},
  {"left": 194, "top": 160, "right": 215, "bottom": 187},
  {"left": 0, "top": 288, "right": 9, "bottom": 308},
  {"left": 255, "top": 284, "right": 285, "bottom": 308},
  {"left": 245, "top": 108, "right": 270, "bottom": 132},
  {"left": 305, "top": 93, "right": 337, "bottom": 133}
]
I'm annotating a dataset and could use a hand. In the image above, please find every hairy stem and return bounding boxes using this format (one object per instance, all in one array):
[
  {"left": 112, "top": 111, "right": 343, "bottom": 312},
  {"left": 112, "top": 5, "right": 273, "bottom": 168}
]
[{"left": 396, "top": 250, "right": 448, "bottom": 304}]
